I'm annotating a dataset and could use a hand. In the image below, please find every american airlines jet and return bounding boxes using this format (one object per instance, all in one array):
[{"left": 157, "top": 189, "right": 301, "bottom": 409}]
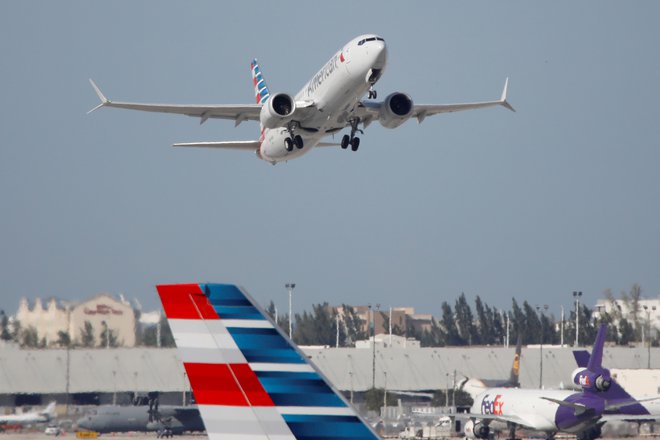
[{"left": 89, "top": 34, "right": 514, "bottom": 164}]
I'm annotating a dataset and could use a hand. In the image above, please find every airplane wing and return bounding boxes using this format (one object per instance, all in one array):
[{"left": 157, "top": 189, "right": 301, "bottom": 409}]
[
  {"left": 599, "top": 414, "right": 660, "bottom": 422},
  {"left": 173, "top": 141, "right": 261, "bottom": 150},
  {"left": 355, "top": 78, "right": 514, "bottom": 126},
  {"left": 88, "top": 79, "right": 261, "bottom": 125}
]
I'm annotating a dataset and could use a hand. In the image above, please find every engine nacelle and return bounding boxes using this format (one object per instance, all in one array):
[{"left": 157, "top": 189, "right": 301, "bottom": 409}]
[
  {"left": 260, "top": 92, "right": 296, "bottom": 129},
  {"left": 378, "top": 92, "right": 414, "bottom": 128},
  {"left": 572, "top": 367, "right": 612, "bottom": 392},
  {"left": 464, "top": 420, "right": 490, "bottom": 439}
]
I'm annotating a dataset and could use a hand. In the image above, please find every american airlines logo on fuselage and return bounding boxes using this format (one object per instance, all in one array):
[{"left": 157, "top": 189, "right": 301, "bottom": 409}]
[
  {"left": 481, "top": 394, "right": 504, "bottom": 415},
  {"left": 305, "top": 54, "right": 341, "bottom": 96}
]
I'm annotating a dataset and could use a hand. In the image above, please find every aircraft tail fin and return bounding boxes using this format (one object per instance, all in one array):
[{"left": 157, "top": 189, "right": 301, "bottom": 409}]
[
  {"left": 41, "top": 401, "right": 57, "bottom": 419},
  {"left": 573, "top": 350, "right": 590, "bottom": 368},
  {"left": 587, "top": 323, "right": 607, "bottom": 372},
  {"left": 508, "top": 335, "right": 522, "bottom": 386},
  {"left": 251, "top": 59, "right": 270, "bottom": 105},
  {"left": 156, "top": 283, "right": 380, "bottom": 440}
]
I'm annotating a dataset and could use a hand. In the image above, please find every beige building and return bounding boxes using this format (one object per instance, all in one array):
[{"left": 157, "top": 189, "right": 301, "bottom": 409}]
[{"left": 15, "top": 293, "right": 136, "bottom": 347}]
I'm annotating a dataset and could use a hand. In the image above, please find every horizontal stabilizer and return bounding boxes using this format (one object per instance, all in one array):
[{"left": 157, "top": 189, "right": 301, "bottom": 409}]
[
  {"left": 541, "top": 397, "right": 589, "bottom": 416},
  {"left": 173, "top": 141, "right": 260, "bottom": 150}
]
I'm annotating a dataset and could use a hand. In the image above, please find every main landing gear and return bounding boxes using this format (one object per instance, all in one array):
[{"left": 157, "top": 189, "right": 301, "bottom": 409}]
[
  {"left": 341, "top": 118, "right": 363, "bottom": 152},
  {"left": 368, "top": 87, "right": 377, "bottom": 99},
  {"left": 284, "top": 122, "right": 304, "bottom": 152}
]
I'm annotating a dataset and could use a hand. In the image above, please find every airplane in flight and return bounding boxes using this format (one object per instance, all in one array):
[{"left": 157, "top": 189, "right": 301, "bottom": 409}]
[
  {"left": 463, "top": 324, "right": 660, "bottom": 440},
  {"left": 155, "top": 282, "right": 384, "bottom": 440},
  {"left": 0, "top": 401, "right": 56, "bottom": 426},
  {"left": 89, "top": 34, "right": 514, "bottom": 165}
]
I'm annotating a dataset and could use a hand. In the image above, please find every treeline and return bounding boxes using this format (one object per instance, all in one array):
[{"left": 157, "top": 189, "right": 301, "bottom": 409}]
[
  {"left": 268, "top": 283, "right": 655, "bottom": 348},
  {"left": 0, "top": 309, "right": 175, "bottom": 349}
]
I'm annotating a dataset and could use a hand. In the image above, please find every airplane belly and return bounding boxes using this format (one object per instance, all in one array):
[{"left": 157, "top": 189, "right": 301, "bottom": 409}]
[{"left": 260, "top": 129, "right": 321, "bottom": 164}]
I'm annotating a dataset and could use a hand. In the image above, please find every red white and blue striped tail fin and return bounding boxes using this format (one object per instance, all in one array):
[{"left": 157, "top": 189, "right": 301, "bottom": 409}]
[
  {"left": 251, "top": 59, "right": 270, "bottom": 105},
  {"left": 156, "top": 283, "right": 380, "bottom": 440}
]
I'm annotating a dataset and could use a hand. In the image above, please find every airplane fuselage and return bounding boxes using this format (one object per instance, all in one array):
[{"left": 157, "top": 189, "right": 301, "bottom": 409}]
[{"left": 258, "top": 35, "right": 387, "bottom": 163}]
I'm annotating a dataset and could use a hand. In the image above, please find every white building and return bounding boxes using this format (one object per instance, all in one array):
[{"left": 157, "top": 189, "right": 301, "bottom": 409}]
[
  {"left": 15, "top": 293, "right": 137, "bottom": 347},
  {"left": 355, "top": 333, "right": 420, "bottom": 349},
  {"left": 593, "top": 297, "right": 660, "bottom": 340}
]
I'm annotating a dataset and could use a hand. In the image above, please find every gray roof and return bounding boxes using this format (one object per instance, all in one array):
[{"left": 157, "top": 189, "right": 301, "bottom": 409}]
[{"left": 0, "top": 343, "right": 655, "bottom": 394}]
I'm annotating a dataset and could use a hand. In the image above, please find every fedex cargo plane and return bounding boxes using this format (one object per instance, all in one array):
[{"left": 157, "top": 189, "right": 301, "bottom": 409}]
[
  {"left": 464, "top": 324, "right": 660, "bottom": 440},
  {"left": 89, "top": 35, "right": 514, "bottom": 164}
]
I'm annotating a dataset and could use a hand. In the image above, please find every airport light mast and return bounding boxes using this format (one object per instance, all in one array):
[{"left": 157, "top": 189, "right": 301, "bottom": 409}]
[
  {"left": 573, "top": 291, "right": 582, "bottom": 346},
  {"left": 286, "top": 283, "right": 296, "bottom": 340},
  {"left": 537, "top": 304, "right": 548, "bottom": 389}
]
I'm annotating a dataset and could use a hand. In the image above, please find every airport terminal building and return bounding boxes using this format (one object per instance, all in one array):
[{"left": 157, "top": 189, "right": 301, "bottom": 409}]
[{"left": 0, "top": 341, "right": 658, "bottom": 408}]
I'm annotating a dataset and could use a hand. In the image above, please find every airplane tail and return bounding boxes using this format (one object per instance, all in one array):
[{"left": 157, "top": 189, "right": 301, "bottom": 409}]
[
  {"left": 508, "top": 335, "right": 522, "bottom": 387},
  {"left": 41, "top": 401, "right": 57, "bottom": 419},
  {"left": 156, "top": 283, "right": 380, "bottom": 440},
  {"left": 251, "top": 59, "right": 270, "bottom": 105}
]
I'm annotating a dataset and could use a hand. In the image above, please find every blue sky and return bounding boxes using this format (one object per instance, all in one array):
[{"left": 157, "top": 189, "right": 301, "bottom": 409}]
[{"left": 1, "top": 2, "right": 659, "bottom": 320}]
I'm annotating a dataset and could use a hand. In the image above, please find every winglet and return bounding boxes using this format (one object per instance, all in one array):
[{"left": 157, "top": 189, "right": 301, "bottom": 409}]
[
  {"left": 87, "top": 78, "right": 109, "bottom": 114},
  {"left": 499, "top": 78, "right": 516, "bottom": 112}
]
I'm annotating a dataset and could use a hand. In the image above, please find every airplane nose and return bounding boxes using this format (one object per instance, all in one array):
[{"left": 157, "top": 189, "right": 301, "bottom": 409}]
[{"left": 373, "top": 42, "right": 387, "bottom": 68}]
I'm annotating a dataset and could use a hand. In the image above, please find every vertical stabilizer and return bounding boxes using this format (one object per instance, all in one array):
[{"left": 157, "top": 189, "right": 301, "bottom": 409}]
[
  {"left": 251, "top": 59, "right": 270, "bottom": 104},
  {"left": 156, "top": 283, "right": 380, "bottom": 440},
  {"left": 587, "top": 324, "right": 607, "bottom": 373},
  {"left": 508, "top": 335, "right": 522, "bottom": 387}
]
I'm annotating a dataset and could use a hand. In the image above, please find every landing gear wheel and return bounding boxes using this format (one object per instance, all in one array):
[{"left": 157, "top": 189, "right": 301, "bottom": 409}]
[
  {"left": 294, "top": 135, "right": 304, "bottom": 149},
  {"left": 284, "top": 137, "right": 293, "bottom": 152},
  {"left": 350, "top": 137, "right": 360, "bottom": 151},
  {"left": 341, "top": 135, "right": 350, "bottom": 149},
  {"left": 368, "top": 89, "right": 377, "bottom": 99}
]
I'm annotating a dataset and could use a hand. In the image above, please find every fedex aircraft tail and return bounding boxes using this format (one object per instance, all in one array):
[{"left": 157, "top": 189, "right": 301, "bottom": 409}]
[
  {"left": 156, "top": 283, "right": 380, "bottom": 440},
  {"left": 251, "top": 59, "right": 270, "bottom": 105}
]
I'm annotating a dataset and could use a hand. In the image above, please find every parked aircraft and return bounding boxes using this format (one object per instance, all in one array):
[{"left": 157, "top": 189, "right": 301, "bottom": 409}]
[
  {"left": 458, "top": 335, "right": 522, "bottom": 399},
  {"left": 76, "top": 404, "right": 203, "bottom": 435},
  {"left": 464, "top": 324, "right": 659, "bottom": 440},
  {"left": 89, "top": 34, "right": 514, "bottom": 164},
  {"left": 155, "top": 283, "right": 383, "bottom": 440},
  {"left": 0, "top": 401, "right": 56, "bottom": 426}
]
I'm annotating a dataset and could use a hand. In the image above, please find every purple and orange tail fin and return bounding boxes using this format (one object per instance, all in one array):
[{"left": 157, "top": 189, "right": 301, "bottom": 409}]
[{"left": 251, "top": 59, "right": 270, "bottom": 105}]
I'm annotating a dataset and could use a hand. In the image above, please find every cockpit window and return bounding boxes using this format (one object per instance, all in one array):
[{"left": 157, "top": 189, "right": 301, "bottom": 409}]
[{"left": 358, "top": 37, "right": 384, "bottom": 46}]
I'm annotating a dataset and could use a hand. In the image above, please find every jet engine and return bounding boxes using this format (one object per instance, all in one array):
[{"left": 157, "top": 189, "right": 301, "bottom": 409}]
[
  {"left": 572, "top": 367, "right": 612, "bottom": 392},
  {"left": 260, "top": 92, "right": 296, "bottom": 129},
  {"left": 378, "top": 92, "right": 414, "bottom": 128},
  {"left": 464, "top": 420, "right": 490, "bottom": 439}
]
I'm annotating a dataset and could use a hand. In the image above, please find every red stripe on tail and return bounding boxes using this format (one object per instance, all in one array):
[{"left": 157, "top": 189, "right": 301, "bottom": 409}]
[
  {"left": 156, "top": 284, "right": 219, "bottom": 320},
  {"left": 231, "top": 364, "right": 274, "bottom": 406},
  {"left": 184, "top": 363, "right": 248, "bottom": 406}
]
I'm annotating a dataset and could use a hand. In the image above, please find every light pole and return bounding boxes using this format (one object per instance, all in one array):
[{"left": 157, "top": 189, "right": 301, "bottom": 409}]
[
  {"left": 644, "top": 305, "right": 656, "bottom": 368},
  {"left": 560, "top": 305, "right": 564, "bottom": 347},
  {"left": 383, "top": 371, "right": 388, "bottom": 421},
  {"left": 536, "top": 304, "right": 548, "bottom": 389},
  {"left": 285, "top": 283, "right": 296, "bottom": 340},
  {"left": 573, "top": 291, "right": 582, "bottom": 346}
]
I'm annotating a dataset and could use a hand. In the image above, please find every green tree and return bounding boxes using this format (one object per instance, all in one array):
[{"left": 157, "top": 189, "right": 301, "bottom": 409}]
[
  {"left": 342, "top": 305, "right": 367, "bottom": 345},
  {"left": 439, "top": 302, "right": 462, "bottom": 346},
  {"left": 618, "top": 318, "right": 635, "bottom": 345},
  {"left": 0, "top": 311, "right": 11, "bottom": 341},
  {"left": 80, "top": 321, "right": 95, "bottom": 347},
  {"left": 142, "top": 315, "right": 175, "bottom": 347},
  {"left": 293, "top": 303, "right": 338, "bottom": 346},
  {"left": 99, "top": 324, "right": 120, "bottom": 348},
  {"left": 510, "top": 299, "right": 525, "bottom": 344},
  {"left": 57, "top": 330, "right": 71, "bottom": 347},
  {"left": 11, "top": 319, "right": 21, "bottom": 343},
  {"left": 455, "top": 293, "right": 476, "bottom": 345},
  {"left": 364, "top": 388, "right": 397, "bottom": 412},
  {"left": 20, "top": 325, "right": 40, "bottom": 348}
]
